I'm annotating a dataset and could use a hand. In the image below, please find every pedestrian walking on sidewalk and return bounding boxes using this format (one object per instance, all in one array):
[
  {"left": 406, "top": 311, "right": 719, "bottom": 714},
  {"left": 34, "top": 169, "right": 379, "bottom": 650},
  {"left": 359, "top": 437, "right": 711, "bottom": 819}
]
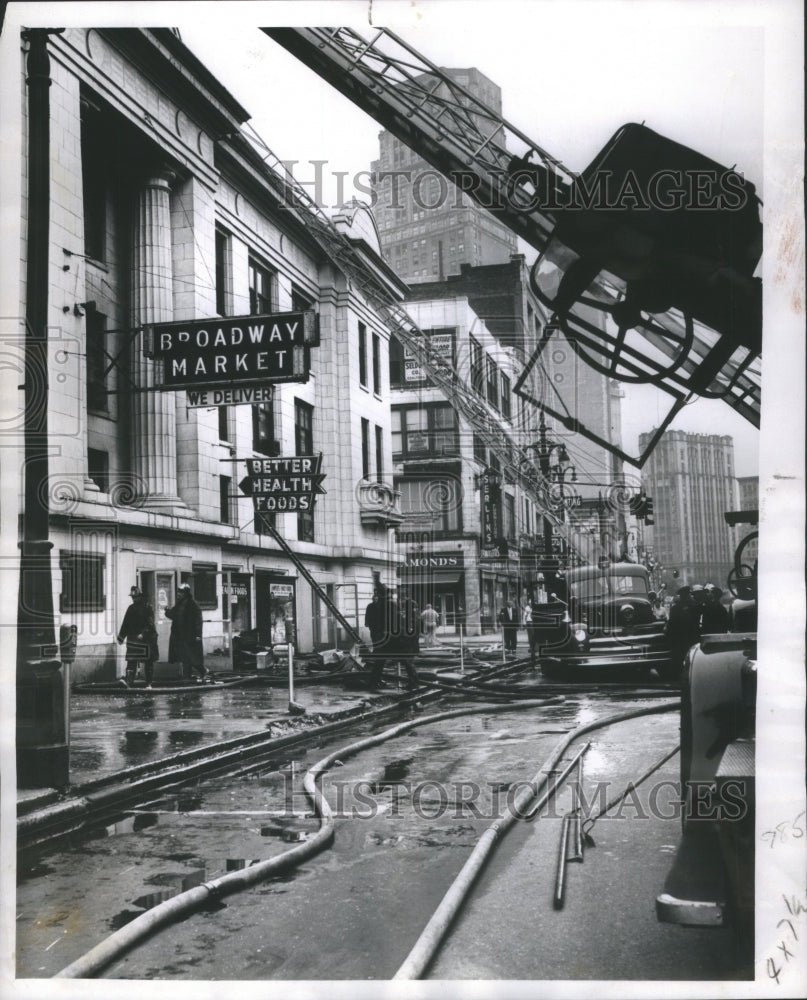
[
  {"left": 117, "top": 586, "right": 158, "bottom": 687},
  {"left": 420, "top": 603, "right": 439, "bottom": 647},
  {"left": 166, "top": 583, "right": 208, "bottom": 683},
  {"left": 498, "top": 600, "right": 519, "bottom": 654},
  {"left": 523, "top": 598, "right": 540, "bottom": 667}
]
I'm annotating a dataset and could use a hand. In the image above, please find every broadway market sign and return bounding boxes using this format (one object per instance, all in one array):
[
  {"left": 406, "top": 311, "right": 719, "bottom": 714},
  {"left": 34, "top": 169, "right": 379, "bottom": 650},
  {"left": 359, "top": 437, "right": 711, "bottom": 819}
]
[{"left": 146, "top": 311, "right": 319, "bottom": 391}]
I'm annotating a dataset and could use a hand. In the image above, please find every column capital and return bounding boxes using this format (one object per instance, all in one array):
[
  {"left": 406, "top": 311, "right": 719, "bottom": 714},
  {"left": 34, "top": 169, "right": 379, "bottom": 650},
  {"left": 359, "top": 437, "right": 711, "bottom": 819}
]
[{"left": 142, "top": 168, "right": 177, "bottom": 192}]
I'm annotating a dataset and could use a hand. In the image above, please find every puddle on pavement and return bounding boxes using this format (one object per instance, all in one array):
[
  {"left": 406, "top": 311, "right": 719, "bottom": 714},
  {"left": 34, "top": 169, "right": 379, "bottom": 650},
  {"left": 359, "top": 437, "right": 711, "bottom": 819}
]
[
  {"left": 108, "top": 859, "right": 309, "bottom": 928},
  {"left": 367, "top": 757, "right": 413, "bottom": 794},
  {"left": 17, "top": 860, "right": 56, "bottom": 882},
  {"left": 110, "top": 868, "right": 208, "bottom": 929},
  {"left": 166, "top": 730, "right": 207, "bottom": 750}
]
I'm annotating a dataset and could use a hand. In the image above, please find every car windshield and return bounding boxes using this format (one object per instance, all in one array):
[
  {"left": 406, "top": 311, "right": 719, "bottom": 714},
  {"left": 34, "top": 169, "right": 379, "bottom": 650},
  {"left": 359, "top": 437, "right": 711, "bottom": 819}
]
[
  {"left": 570, "top": 573, "right": 649, "bottom": 600},
  {"left": 569, "top": 576, "right": 609, "bottom": 601},
  {"left": 611, "top": 574, "right": 649, "bottom": 596}
]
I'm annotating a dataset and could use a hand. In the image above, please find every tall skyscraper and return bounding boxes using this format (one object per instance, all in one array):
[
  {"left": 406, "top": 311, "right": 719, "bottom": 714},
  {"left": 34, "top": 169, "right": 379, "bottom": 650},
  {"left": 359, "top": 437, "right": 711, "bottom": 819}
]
[
  {"left": 370, "top": 67, "right": 518, "bottom": 284},
  {"left": 639, "top": 429, "right": 739, "bottom": 585}
]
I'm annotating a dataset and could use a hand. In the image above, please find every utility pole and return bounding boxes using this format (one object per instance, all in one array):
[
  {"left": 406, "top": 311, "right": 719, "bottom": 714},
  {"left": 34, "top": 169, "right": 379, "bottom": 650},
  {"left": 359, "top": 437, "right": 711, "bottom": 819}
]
[{"left": 17, "top": 28, "right": 69, "bottom": 789}]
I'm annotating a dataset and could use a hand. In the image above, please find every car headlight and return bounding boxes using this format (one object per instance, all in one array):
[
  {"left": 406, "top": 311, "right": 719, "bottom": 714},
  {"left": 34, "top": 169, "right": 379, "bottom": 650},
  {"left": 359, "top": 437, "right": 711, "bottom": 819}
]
[
  {"left": 573, "top": 627, "right": 588, "bottom": 644},
  {"left": 619, "top": 603, "right": 636, "bottom": 627}
]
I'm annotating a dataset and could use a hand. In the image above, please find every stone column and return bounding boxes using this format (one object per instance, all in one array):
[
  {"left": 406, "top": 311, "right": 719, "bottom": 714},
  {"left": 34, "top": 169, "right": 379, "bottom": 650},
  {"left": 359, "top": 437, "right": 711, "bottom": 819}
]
[{"left": 130, "top": 169, "right": 183, "bottom": 508}]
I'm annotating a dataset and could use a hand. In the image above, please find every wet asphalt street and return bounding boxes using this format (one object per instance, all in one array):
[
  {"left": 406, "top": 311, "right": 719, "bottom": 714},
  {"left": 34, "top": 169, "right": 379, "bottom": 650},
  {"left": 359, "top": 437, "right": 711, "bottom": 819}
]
[
  {"left": 66, "top": 682, "right": 371, "bottom": 786},
  {"left": 15, "top": 681, "right": 751, "bottom": 983}
]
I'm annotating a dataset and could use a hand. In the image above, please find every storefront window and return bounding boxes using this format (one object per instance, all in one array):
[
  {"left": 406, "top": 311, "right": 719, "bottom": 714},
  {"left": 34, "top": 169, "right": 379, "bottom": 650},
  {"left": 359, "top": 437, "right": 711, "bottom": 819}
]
[{"left": 192, "top": 562, "right": 218, "bottom": 609}]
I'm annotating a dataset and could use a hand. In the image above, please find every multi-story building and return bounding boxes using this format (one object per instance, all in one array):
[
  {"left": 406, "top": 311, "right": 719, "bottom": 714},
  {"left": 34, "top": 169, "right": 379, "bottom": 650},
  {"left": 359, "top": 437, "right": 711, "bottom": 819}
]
[
  {"left": 403, "top": 256, "right": 624, "bottom": 494},
  {"left": 737, "top": 475, "right": 759, "bottom": 511},
  {"left": 390, "top": 296, "right": 539, "bottom": 633},
  {"left": 638, "top": 429, "right": 739, "bottom": 586},
  {"left": 10, "top": 27, "right": 407, "bottom": 683},
  {"left": 370, "top": 67, "right": 518, "bottom": 285}
]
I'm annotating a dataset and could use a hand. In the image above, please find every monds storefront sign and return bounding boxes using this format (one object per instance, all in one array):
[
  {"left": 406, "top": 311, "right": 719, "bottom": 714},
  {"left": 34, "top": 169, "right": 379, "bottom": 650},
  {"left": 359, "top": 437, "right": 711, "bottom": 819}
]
[
  {"left": 146, "top": 311, "right": 319, "bottom": 390},
  {"left": 399, "top": 553, "right": 464, "bottom": 572}
]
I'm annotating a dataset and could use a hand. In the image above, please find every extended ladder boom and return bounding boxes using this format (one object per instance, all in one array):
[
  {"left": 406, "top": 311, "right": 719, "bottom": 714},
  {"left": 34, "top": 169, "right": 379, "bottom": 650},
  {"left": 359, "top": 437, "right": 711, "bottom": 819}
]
[{"left": 262, "top": 27, "right": 761, "bottom": 430}]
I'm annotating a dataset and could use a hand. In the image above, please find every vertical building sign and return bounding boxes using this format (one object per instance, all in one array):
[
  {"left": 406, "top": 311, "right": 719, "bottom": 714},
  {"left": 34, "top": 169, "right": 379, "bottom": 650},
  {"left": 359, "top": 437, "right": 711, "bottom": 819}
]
[{"left": 481, "top": 470, "right": 503, "bottom": 548}]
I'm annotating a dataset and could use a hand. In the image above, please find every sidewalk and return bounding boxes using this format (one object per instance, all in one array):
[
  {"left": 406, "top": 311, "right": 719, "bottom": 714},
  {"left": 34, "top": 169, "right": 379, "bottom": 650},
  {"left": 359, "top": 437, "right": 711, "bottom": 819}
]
[{"left": 17, "top": 634, "right": 521, "bottom": 808}]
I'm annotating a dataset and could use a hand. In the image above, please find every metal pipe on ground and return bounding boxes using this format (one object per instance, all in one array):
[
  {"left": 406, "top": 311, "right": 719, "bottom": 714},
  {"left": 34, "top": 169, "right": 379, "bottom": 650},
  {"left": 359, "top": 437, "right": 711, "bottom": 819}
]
[
  {"left": 393, "top": 699, "right": 680, "bottom": 980},
  {"left": 554, "top": 813, "right": 571, "bottom": 909}
]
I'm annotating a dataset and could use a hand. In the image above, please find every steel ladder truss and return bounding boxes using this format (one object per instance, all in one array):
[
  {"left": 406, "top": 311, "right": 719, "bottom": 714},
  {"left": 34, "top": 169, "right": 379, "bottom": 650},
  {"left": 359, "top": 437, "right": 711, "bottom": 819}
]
[
  {"left": 261, "top": 27, "right": 761, "bottom": 430},
  {"left": 235, "top": 123, "right": 580, "bottom": 562}
]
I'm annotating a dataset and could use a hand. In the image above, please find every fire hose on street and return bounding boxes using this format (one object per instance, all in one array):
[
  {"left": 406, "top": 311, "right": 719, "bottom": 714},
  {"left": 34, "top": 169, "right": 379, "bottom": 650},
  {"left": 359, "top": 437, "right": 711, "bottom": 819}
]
[
  {"left": 54, "top": 695, "right": 680, "bottom": 979},
  {"left": 54, "top": 696, "right": 562, "bottom": 978}
]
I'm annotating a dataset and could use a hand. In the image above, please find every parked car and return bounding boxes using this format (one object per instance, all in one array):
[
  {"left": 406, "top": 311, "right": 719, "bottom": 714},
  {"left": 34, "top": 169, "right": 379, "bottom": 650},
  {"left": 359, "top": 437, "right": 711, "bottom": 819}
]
[
  {"left": 656, "top": 512, "right": 757, "bottom": 943},
  {"left": 540, "top": 562, "right": 671, "bottom": 678}
]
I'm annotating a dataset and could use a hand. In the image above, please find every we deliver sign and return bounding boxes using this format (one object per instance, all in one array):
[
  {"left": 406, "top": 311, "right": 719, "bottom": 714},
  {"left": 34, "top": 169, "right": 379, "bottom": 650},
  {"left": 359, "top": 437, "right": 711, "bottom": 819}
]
[{"left": 146, "top": 311, "right": 318, "bottom": 390}]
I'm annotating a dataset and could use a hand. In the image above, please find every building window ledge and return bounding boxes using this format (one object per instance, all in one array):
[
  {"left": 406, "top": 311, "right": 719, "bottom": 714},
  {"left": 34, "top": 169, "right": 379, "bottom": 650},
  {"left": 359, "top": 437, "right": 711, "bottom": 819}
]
[{"left": 358, "top": 479, "right": 404, "bottom": 527}]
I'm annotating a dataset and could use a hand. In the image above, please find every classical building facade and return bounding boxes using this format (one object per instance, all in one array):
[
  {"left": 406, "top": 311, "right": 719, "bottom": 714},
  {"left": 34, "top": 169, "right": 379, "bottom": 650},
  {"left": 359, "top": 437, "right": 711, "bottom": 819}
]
[{"left": 11, "top": 28, "right": 406, "bottom": 682}]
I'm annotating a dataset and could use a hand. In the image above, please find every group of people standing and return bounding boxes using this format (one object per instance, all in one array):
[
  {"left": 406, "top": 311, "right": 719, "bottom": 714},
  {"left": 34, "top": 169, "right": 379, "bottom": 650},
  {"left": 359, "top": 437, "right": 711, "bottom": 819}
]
[
  {"left": 117, "top": 583, "right": 209, "bottom": 687},
  {"left": 363, "top": 584, "right": 423, "bottom": 691},
  {"left": 665, "top": 582, "right": 730, "bottom": 673},
  {"left": 498, "top": 592, "right": 568, "bottom": 667}
]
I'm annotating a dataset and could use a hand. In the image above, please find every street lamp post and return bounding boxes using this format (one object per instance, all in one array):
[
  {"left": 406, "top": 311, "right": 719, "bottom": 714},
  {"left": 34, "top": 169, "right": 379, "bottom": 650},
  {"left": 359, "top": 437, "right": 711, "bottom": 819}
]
[{"left": 529, "top": 414, "right": 576, "bottom": 590}]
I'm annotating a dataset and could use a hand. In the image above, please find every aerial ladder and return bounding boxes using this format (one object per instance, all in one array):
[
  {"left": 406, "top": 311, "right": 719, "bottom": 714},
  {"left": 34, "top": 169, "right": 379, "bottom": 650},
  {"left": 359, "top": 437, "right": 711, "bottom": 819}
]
[
  {"left": 235, "top": 24, "right": 763, "bottom": 568},
  {"left": 235, "top": 121, "right": 575, "bottom": 555},
  {"left": 262, "top": 26, "right": 762, "bottom": 433}
]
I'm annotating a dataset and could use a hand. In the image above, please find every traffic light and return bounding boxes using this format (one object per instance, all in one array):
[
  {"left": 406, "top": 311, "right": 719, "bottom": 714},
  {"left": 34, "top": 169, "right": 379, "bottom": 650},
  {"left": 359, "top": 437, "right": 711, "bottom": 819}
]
[
  {"left": 645, "top": 496, "right": 655, "bottom": 525},
  {"left": 630, "top": 492, "right": 650, "bottom": 519}
]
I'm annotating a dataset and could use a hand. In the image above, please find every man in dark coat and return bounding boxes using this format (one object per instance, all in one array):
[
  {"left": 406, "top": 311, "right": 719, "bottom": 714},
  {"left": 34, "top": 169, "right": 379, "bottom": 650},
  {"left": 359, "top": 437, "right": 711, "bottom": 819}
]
[
  {"left": 396, "top": 594, "right": 421, "bottom": 690},
  {"left": 364, "top": 584, "right": 391, "bottom": 689},
  {"left": 165, "top": 583, "right": 207, "bottom": 683},
  {"left": 498, "top": 599, "right": 520, "bottom": 653},
  {"left": 700, "top": 583, "right": 730, "bottom": 635},
  {"left": 365, "top": 584, "right": 418, "bottom": 691},
  {"left": 665, "top": 586, "right": 701, "bottom": 677},
  {"left": 117, "top": 586, "right": 158, "bottom": 687}
]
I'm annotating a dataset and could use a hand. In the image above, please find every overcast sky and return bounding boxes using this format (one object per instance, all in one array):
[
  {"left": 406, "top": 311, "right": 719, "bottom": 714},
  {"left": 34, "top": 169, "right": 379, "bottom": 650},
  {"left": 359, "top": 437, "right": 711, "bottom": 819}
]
[
  {"left": 181, "top": 5, "right": 765, "bottom": 475},
  {"left": 6, "top": 1, "right": 790, "bottom": 476}
]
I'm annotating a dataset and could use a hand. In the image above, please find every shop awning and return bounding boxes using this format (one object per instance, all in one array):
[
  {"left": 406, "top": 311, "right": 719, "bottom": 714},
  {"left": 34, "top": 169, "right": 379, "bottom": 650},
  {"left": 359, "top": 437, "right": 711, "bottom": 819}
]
[{"left": 401, "top": 570, "right": 463, "bottom": 584}]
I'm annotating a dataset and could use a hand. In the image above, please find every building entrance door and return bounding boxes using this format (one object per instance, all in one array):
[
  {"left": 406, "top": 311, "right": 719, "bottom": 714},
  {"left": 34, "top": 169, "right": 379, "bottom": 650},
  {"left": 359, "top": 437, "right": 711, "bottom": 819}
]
[
  {"left": 436, "top": 592, "right": 455, "bottom": 632},
  {"left": 140, "top": 571, "right": 175, "bottom": 661}
]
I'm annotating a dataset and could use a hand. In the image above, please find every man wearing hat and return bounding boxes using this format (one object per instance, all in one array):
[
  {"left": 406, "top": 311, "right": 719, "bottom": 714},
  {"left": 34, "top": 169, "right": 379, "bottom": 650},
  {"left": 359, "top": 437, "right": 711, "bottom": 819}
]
[
  {"left": 117, "top": 586, "right": 158, "bottom": 688},
  {"left": 165, "top": 583, "right": 208, "bottom": 683},
  {"left": 700, "top": 583, "right": 730, "bottom": 635}
]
